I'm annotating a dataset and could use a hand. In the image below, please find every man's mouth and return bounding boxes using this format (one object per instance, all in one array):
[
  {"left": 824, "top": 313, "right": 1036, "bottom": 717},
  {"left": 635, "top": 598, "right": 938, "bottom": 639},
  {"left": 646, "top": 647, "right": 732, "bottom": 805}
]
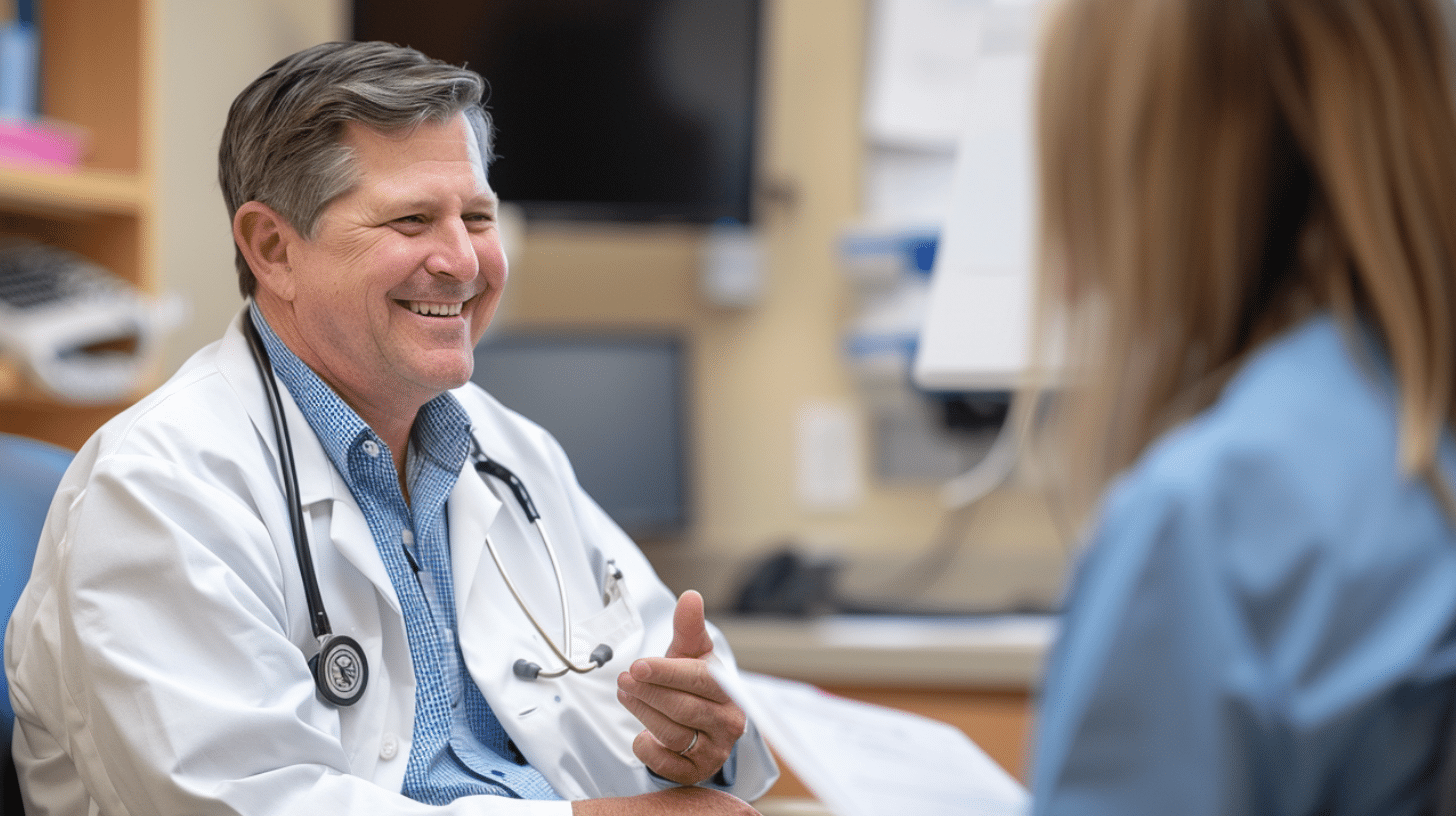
[{"left": 403, "top": 300, "right": 464, "bottom": 317}]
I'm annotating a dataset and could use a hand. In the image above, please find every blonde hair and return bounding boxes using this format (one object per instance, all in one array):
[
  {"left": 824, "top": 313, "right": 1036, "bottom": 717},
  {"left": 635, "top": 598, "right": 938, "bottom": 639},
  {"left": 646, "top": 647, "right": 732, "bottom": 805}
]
[{"left": 1032, "top": 0, "right": 1456, "bottom": 522}]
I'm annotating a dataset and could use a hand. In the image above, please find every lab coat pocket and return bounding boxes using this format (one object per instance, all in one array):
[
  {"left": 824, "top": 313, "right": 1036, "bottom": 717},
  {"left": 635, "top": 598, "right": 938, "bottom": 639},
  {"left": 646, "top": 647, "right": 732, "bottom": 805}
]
[
  {"left": 569, "top": 567, "right": 643, "bottom": 668},
  {"left": 525, "top": 571, "right": 656, "bottom": 799}
]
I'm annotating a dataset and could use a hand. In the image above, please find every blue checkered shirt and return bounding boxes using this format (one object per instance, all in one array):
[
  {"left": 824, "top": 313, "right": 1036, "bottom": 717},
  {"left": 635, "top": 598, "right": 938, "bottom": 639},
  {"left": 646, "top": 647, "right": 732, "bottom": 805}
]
[{"left": 250, "top": 304, "right": 561, "bottom": 803}]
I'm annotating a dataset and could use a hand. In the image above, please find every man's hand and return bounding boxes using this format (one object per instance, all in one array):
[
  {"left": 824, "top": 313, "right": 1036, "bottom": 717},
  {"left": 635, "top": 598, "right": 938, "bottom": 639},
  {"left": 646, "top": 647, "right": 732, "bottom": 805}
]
[
  {"left": 616, "top": 590, "right": 748, "bottom": 786},
  {"left": 571, "top": 786, "right": 759, "bottom": 816}
]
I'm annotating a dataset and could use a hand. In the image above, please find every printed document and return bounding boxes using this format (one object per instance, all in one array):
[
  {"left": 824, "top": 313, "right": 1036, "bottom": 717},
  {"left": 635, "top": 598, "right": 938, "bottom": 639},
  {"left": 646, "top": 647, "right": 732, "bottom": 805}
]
[{"left": 712, "top": 666, "right": 1030, "bottom": 816}]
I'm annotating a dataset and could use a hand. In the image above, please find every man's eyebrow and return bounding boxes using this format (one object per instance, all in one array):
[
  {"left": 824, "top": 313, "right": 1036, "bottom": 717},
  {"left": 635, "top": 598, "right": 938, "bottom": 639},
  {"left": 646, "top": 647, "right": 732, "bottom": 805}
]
[{"left": 378, "top": 192, "right": 497, "bottom": 213}]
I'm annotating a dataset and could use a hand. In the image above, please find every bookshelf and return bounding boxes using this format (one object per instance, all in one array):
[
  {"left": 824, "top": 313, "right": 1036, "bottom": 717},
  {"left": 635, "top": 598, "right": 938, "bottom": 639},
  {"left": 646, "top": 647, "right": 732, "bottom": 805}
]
[{"left": 0, "top": 0, "right": 155, "bottom": 451}]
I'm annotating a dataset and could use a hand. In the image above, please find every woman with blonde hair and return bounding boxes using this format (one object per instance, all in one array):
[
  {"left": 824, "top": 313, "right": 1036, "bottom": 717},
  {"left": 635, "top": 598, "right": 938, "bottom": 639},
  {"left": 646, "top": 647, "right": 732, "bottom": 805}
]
[{"left": 1027, "top": 0, "right": 1456, "bottom": 812}]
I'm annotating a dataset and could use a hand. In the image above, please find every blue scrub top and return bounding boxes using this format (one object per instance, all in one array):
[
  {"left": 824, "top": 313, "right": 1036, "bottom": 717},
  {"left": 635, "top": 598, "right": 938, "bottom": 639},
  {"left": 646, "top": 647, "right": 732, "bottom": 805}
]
[{"left": 1031, "top": 315, "right": 1456, "bottom": 816}]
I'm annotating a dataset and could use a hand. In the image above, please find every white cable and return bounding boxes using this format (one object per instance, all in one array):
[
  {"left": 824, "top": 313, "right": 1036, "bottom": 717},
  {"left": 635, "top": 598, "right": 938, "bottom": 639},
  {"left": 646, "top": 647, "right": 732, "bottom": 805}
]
[{"left": 938, "top": 398, "right": 1022, "bottom": 509}]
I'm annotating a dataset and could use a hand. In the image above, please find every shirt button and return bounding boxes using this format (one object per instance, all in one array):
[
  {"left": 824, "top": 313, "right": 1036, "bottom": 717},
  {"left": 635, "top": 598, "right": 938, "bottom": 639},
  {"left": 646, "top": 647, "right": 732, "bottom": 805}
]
[
  {"left": 380, "top": 733, "right": 399, "bottom": 760},
  {"left": 362, "top": 439, "right": 381, "bottom": 458}
]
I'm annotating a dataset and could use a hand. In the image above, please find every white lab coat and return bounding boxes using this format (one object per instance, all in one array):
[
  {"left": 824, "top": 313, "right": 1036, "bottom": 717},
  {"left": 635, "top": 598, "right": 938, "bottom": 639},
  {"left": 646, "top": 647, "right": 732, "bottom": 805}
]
[{"left": 4, "top": 311, "right": 777, "bottom": 816}]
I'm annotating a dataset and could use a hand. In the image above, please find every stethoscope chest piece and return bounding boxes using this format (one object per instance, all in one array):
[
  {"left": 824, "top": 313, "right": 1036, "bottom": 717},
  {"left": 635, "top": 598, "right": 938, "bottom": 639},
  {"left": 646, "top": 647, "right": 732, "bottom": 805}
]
[{"left": 310, "top": 634, "right": 369, "bottom": 706}]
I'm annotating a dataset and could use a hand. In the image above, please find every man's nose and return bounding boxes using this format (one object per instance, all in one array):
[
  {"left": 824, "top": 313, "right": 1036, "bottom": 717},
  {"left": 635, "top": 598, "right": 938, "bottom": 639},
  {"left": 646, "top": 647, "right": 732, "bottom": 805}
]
[{"left": 426, "top": 218, "right": 480, "bottom": 280}]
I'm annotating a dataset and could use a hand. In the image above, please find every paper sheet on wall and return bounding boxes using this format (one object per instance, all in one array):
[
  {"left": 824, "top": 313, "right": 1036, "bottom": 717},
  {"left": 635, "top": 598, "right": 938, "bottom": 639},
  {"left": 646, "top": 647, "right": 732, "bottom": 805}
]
[
  {"left": 860, "top": 0, "right": 1044, "bottom": 225},
  {"left": 712, "top": 666, "right": 1029, "bottom": 816},
  {"left": 862, "top": 0, "right": 987, "bottom": 150},
  {"left": 862, "top": 0, "right": 1043, "bottom": 149}
]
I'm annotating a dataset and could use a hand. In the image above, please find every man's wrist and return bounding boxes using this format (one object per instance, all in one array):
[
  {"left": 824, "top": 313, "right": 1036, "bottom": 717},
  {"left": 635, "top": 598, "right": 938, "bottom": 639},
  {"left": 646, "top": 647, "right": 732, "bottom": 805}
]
[{"left": 646, "top": 743, "right": 738, "bottom": 790}]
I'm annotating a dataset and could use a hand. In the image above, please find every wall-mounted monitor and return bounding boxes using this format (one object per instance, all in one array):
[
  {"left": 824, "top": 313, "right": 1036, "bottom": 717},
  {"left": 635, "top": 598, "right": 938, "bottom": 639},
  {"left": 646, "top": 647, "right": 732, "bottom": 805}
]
[
  {"left": 913, "top": 28, "right": 1037, "bottom": 392},
  {"left": 470, "top": 332, "right": 690, "bottom": 541},
  {"left": 352, "top": 0, "right": 764, "bottom": 225}
]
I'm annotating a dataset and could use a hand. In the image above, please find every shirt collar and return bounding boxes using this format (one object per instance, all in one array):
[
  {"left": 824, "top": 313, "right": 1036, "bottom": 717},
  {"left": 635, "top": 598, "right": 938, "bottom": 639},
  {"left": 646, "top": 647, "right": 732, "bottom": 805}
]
[{"left": 245, "top": 301, "right": 472, "bottom": 486}]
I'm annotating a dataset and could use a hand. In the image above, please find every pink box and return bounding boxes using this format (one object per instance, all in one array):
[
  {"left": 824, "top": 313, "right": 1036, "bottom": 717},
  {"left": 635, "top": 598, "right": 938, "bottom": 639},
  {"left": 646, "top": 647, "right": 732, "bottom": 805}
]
[{"left": 0, "top": 118, "right": 85, "bottom": 170}]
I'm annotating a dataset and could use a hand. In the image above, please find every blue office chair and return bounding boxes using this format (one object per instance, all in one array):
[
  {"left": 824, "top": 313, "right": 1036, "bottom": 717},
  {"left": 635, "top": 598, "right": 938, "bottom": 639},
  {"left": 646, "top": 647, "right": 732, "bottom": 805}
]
[{"left": 0, "top": 433, "right": 73, "bottom": 814}]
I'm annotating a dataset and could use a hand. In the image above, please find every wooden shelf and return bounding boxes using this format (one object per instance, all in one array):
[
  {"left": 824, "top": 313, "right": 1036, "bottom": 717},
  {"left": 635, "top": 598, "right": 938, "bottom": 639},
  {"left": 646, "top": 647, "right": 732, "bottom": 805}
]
[
  {"left": 0, "top": 0, "right": 153, "bottom": 451},
  {"left": 0, "top": 164, "right": 148, "bottom": 218},
  {"left": 0, "top": 357, "right": 21, "bottom": 397}
]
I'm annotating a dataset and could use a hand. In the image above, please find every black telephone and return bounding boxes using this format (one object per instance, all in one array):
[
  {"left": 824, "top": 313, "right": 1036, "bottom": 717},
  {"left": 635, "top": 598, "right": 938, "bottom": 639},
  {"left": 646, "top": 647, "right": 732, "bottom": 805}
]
[{"left": 731, "top": 546, "right": 841, "bottom": 617}]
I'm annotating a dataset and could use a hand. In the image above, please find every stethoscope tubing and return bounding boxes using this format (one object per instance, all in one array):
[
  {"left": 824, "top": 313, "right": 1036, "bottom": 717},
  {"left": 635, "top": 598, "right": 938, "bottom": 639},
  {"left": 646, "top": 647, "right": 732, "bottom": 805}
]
[
  {"left": 243, "top": 312, "right": 334, "bottom": 642},
  {"left": 474, "top": 449, "right": 613, "bottom": 678},
  {"left": 482, "top": 528, "right": 581, "bottom": 678},
  {"left": 245, "top": 308, "right": 611, "bottom": 701}
]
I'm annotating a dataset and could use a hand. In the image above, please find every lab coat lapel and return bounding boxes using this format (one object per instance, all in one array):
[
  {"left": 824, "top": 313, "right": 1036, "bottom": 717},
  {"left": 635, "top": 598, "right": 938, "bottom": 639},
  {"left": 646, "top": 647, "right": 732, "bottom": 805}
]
[
  {"left": 220, "top": 311, "right": 280, "bottom": 464},
  {"left": 448, "top": 457, "right": 504, "bottom": 620},
  {"left": 217, "top": 310, "right": 401, "bottom": 616}
]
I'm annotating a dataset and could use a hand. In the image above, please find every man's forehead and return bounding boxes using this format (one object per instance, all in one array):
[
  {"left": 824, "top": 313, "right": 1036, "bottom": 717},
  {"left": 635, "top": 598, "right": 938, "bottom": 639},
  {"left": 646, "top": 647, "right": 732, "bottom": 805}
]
[{"left": 337, "top": 115, "right": 491, "bottom": 195}]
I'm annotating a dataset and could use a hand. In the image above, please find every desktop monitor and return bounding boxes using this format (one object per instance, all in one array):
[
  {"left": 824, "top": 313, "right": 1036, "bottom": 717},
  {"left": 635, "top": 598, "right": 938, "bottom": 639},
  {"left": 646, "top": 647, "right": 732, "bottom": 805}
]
[
  {"left": 470, "top": 332, "right": 690, "bottom": 540},
  {"left": 352, "top": 0, "right": 764, "bottom": 225}
]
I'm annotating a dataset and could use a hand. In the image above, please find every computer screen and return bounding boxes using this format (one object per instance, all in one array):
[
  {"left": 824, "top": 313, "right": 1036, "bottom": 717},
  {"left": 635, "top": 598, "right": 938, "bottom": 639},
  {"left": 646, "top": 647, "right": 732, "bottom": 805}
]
[
  {"left": 352, "top": 0, "right": 763, "bottom": 224},
  {"left": 470, "top": 333, "right": 689, "bottom": 540}
]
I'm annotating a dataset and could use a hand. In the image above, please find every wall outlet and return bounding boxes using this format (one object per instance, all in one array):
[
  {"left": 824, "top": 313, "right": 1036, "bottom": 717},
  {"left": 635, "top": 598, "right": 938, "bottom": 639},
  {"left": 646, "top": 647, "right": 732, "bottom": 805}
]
[{"left": 796, "top": 400, "right": 863, "bottom": 511}]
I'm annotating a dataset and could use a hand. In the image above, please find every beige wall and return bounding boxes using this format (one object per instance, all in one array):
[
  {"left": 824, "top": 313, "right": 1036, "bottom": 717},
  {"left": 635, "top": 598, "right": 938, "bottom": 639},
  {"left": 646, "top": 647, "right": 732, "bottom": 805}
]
[
  {"left": 154, "top": 0, "right": 348, "bottom": 373},
  {"left": 152, "top": 0, "right": 1065, "bottom": 590},
  {"left": 503, "top": 0, "right": 1039, "bottom": 562}
]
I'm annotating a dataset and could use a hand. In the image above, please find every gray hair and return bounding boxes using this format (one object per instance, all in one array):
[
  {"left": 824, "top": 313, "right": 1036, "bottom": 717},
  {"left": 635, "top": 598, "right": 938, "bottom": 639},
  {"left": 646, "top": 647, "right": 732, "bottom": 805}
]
[{"left": 219, "top": 41, "right": 492, "bottom": 298}]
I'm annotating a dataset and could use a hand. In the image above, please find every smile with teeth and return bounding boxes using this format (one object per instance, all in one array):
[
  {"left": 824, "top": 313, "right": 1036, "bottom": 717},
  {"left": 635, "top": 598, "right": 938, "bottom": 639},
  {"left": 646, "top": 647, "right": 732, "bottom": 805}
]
[{"left": 404, "top": 300, "right": 464, "bottom": 317}]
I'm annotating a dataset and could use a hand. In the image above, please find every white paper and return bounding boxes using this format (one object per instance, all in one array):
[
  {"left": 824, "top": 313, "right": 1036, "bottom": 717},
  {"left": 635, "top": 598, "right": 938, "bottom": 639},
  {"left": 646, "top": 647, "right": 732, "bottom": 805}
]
[
  {"left": 712, "top": 666, "right": 1029, "bottom": 816},
  {"left": 862, "top": 148, "right": 958, "bottom": 223},
  {"left": 861, "top": 0, "right": 1043, "bottom": 149},
  {"left": 948, "top": 50, "right": 1036, "bottom": 275},
  {"left": 862, "top": 0, "right": 986, "bottom": 150}
]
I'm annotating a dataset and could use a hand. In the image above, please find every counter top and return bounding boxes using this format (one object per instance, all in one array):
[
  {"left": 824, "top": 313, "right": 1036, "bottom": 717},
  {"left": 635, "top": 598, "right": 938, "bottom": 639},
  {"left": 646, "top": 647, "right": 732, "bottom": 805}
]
[{"left": 713, "top": 613, "right": 1056, "bottom": 688}]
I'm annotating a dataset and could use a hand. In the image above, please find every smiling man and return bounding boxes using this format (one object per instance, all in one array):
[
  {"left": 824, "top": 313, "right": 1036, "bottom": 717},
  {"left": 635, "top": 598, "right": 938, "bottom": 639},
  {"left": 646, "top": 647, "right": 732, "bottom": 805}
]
[
  {"left": 235, "top": 113, "right": 505, "bottom": 480},
  {"left": 5, "top": 42, "right": 775, "bottom": 816}
]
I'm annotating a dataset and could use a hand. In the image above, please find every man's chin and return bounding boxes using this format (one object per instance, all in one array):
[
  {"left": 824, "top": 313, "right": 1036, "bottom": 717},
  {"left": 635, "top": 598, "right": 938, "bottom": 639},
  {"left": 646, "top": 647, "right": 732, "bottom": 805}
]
[{"left": 418, "top": 362, "right": 475, "bottom": 395}]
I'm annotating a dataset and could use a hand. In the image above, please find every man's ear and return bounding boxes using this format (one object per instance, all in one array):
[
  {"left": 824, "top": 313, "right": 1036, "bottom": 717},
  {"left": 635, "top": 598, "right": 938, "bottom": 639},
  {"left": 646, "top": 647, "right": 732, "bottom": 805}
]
[{"left": 234, "top": 201, "right": 301, "bottom": 302}]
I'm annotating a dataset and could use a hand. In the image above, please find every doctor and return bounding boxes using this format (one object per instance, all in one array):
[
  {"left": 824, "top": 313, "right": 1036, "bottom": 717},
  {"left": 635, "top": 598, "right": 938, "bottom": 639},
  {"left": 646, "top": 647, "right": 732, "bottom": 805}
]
[{"left": 5, "top": 41, "right": 775, "bottom": 816}]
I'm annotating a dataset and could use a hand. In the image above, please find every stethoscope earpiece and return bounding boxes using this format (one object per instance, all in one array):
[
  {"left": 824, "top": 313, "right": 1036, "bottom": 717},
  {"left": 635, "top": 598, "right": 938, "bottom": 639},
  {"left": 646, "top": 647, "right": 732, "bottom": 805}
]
[
  {"left": 588, "top": 643, "right": 613, "bottom": 667},
  {"left": 310, "top": 634, "right": 369, "bottom": 706},
  {"left": 512, "top": 643, "right": 614, "bottom": 682},
  {"left": 513, "top": 659, "right": 542, "bottom": 680}
]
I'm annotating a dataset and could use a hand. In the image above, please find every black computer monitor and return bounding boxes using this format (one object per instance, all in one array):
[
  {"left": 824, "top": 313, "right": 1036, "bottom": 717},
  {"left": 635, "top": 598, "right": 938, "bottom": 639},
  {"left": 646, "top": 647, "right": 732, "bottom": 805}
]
[
  {"left": 470, "top": 332, "right": 690, "bottom": 540},
  {"left": 352, "top": 0, "right": 764, "bottom": 224}
]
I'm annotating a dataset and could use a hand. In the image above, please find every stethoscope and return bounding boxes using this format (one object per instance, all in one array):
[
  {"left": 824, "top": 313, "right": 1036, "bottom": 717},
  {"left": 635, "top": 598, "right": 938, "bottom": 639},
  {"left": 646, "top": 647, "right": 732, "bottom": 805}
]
[{"left": 243, "top": 312, "right": 614, "bottom": 707}]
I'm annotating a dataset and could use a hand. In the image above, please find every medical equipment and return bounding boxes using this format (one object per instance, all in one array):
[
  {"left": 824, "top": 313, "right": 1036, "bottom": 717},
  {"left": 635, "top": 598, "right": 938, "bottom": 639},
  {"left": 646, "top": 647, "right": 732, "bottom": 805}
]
[
  {"left": 242, "top": 313, "right": 368, "bottom": 706},
  {"left": 472, "top": 450, "right": 615, "bottom": 681},
  {"left": 242, "top": 311, "right": 613, "bottom": 706},
  {"left": 0, "top": 240, "right": 183, "bottom": 403}
]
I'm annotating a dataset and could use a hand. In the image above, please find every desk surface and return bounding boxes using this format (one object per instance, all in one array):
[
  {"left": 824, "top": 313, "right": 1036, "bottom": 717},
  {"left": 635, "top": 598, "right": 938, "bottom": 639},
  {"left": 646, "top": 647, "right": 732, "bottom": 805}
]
[
  {"left": 756, "top": 798, "right": 834, "bottom": 816},
  {"left": 714, "top": 614, "right": 1056, "bottom": 688}
]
